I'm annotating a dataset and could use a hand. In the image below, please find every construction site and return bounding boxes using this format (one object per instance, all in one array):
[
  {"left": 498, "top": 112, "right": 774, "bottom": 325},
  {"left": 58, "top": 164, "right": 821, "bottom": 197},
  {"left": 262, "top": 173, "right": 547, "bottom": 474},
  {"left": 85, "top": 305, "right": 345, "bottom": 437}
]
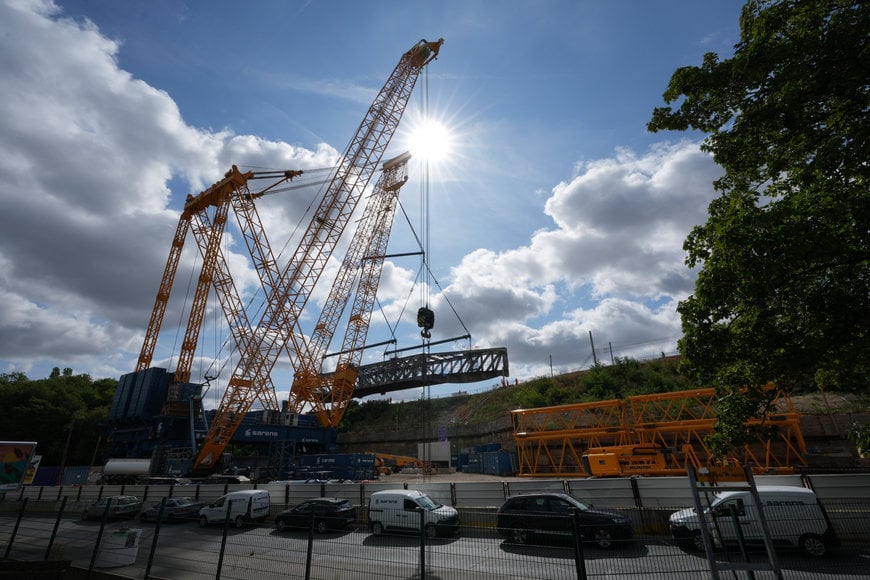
[
  {"left": 103, "top": 38, "right": 512, "bottom": 483},
  {"left": 101, "top": 36, "right": 854, "bottom": 486}
]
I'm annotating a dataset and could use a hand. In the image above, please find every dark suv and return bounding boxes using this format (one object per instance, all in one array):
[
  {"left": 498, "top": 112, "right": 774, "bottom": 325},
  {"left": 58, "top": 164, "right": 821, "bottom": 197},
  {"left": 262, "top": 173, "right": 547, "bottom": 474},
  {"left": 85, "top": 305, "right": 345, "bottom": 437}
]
[
  {"left": 496, "top": 493, "right": 632, "bottom": 548},
  {"left": 276, "top": 497, "right": 356, "bottom": 533}
]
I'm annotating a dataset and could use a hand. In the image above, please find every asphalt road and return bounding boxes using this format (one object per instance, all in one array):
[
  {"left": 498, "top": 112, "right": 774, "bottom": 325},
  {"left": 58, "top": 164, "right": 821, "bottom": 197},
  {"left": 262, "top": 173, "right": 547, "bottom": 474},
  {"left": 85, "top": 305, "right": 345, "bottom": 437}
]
[{"left": 2, "top": 515, "right": 868, "bottom": 580}]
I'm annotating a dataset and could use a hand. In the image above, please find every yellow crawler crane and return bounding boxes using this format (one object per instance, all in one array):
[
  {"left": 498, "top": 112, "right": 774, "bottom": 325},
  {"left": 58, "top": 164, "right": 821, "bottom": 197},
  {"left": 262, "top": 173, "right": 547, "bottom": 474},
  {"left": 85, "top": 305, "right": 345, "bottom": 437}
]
[{"left": 369, "top": 452, "right": 425, "bottom": 475}]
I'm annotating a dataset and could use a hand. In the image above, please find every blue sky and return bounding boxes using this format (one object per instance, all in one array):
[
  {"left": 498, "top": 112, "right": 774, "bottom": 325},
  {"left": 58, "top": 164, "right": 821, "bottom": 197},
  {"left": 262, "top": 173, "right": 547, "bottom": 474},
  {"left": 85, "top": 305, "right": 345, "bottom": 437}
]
[{"left": 0, "top": 0, "right": 745, "bottom": 405}]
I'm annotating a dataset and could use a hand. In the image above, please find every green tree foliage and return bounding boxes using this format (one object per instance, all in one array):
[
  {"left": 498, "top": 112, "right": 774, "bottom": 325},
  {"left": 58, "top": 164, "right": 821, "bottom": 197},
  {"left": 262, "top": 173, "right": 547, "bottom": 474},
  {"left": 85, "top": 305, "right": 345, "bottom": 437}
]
[
  {"left": 0, "top": 370, "right": 116, "bottom": 465},
  {"left": 648, "top": 0, "right": 869, "bottom": 455}
]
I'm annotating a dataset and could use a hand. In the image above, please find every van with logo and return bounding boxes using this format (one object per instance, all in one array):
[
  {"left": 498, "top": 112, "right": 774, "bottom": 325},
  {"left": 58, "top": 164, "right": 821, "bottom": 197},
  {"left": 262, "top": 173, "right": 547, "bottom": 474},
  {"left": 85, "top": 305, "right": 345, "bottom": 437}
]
[
  {"left": 669, "top": 485, "right": 839, "bottom": 558},
  {"left": 368, "top": 489, "right": 459, "bottom": 538},
  {"left": 198, "top": 489, "right": 271, "bottom": 529}
]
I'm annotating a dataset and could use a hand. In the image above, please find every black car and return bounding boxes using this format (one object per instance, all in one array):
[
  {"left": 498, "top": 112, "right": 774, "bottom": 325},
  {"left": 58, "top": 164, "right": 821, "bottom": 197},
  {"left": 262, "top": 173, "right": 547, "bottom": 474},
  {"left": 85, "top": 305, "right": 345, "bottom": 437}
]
[
  {"left": 276, "top": 497, "right": 356, "bottom": 533},
  {"left": 139, "top": 497, "right": 202, "bottom": 523},
  {"left": 496, "top": 493, "right": 632, "bottom": 549}
]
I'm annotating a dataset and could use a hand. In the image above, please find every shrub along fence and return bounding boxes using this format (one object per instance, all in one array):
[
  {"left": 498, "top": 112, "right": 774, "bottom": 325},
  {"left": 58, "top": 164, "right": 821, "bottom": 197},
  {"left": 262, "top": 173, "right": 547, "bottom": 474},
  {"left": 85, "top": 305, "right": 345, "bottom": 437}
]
[{"left": 2, "top": 492, "right": 870, "bottom": 579}]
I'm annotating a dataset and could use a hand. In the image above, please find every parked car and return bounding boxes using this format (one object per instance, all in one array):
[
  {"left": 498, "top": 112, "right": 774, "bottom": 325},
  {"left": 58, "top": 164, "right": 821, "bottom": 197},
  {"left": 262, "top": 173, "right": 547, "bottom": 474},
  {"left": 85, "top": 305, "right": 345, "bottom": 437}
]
[
  {"left": 669, "top": 485, "right": 840, "bottom": 557},
  {"left": 139, "top": 497, "right": 202, "bottom": 523},
  {"left": 81, "top": 495, "right": 142, "bottom": 521},
  {"left": 496, "top": 493, "right": 632, "bottom": 548},
  {"left": 276, "top": 497, "right": 356, "bottom": 533}
]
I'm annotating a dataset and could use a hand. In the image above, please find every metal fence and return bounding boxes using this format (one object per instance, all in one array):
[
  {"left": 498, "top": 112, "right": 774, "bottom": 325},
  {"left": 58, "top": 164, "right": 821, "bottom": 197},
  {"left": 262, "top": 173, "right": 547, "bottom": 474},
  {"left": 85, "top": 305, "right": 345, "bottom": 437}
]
[
  {"left": 1, "top": 490, "right": 869, "bottom": 579},
  {"left": 11, "top": 472, "right": 870, "bottom": 510}
]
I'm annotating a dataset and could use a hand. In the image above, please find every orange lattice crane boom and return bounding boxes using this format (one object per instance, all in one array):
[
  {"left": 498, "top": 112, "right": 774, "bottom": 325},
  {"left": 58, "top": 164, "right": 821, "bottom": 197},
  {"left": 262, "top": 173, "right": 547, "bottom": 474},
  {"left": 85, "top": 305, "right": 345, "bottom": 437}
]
[
  {"left": 135, "top": 166, "right": 303, "bottom": 411},
  {"left": 135, "top": 168, "right": 250, "bottom": 374},
  {"left": 194, "top": 39, "right": 444, "bottom": 470},
  {"left": 289, "top": 151, "right": 412, "bottom": 426}
]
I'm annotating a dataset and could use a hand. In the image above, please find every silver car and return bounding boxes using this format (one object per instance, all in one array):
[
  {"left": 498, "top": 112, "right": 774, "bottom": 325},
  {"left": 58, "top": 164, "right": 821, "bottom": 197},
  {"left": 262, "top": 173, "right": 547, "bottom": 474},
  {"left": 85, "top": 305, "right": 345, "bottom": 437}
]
[
  {"left": 139, "top": 497, "right": 202, "bottom": 523},
  {"left": 81, "top": 495, "right": 142, "bottom": 521}
]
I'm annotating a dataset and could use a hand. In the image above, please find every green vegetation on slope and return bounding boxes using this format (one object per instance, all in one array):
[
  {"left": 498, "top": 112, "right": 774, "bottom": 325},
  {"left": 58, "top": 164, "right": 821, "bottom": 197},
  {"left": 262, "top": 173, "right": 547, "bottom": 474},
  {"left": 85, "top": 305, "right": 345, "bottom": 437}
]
[{"left": 339, "top": 356, "right": 692, "bottom": 434}]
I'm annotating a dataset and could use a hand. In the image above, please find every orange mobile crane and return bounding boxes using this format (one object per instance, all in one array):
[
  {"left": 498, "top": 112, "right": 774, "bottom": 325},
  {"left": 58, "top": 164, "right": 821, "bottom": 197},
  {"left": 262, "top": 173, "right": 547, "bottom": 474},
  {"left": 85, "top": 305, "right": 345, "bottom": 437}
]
[
  {"left": 113, "top": 39, "right": 444, "bottom": 475},
  {"left": 193, "top": 38, "right": 444, "bottom": 470}
]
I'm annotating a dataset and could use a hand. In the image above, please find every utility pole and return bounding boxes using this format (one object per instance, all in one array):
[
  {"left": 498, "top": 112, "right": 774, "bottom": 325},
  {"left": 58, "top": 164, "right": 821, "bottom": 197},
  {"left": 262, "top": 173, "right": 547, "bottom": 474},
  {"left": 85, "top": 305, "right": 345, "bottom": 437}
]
[
  {"left": 57, "top": 418, "right": 75, "bottom": 486},
  {"left": 588, "top": 331, "right": 598, "bottom": 366}
]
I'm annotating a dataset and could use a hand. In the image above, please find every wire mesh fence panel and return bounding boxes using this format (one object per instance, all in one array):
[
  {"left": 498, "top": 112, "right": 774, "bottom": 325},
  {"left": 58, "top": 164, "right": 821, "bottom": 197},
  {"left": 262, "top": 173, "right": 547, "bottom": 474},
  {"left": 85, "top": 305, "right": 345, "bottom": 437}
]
[{"left": 2, "top": 500, "right": 870, "bottom": 579}]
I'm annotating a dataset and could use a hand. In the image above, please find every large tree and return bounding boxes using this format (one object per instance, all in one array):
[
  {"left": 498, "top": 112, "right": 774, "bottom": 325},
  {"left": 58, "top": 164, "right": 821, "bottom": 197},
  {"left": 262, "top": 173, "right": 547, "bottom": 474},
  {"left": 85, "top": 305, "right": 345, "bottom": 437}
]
[
  {"left": 0, "top": 370, "right": 115, "bottom": 465},
  {"left": 648, "top": 0, "right": 869, "bottom": 455}
]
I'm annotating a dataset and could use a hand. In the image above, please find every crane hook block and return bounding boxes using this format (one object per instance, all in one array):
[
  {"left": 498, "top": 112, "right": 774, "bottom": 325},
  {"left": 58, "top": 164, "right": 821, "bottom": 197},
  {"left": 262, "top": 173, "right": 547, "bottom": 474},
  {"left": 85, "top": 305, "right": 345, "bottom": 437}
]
[{"left": 417, "top": 307, "right": 435, "bottom": 339}]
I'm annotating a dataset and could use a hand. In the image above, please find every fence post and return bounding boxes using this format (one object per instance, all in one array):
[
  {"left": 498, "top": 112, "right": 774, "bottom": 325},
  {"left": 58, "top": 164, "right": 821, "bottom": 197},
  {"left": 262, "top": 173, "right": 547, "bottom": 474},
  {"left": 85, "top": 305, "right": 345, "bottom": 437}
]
[
  {"left": 88, "top": 497, "right": 115, "bottom": 573},
  {"left": 3, "top": 497, "right": 28, "bottom": 559},
  {"left": 729, "top": 504, "right": 756, "bottom": 580},
  {"left": 570, "top": 508, "right": 587, "bottom": 580},
  {"left": 418, "top": 507, "right": 426, "bottom": 580},
  {"left": 215, "top": 498, "right": 237, "bottom": 580},
  {"left": 44, "top": 496, "right": 67, "bottom": 560},
  {"left": 144, "top": 497, "right": 168, "bottom": 580},
  {"left": 305, "top": 508, "right": 315, "bottom": 580}
]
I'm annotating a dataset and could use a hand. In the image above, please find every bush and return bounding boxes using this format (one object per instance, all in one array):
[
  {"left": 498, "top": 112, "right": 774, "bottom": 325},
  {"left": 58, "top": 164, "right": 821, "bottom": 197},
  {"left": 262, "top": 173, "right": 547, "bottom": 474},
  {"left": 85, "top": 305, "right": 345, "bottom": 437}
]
[{"left": 846, "top": 422, "right": 870, "bottom": 455}]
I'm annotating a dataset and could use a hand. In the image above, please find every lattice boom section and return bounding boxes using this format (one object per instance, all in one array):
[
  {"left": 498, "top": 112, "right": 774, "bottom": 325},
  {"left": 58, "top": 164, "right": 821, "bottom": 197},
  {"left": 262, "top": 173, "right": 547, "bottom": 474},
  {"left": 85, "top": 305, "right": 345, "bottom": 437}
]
[
  {"left": 512, "top": 384, "right": 806, "bottom": 476},
  {"left": 511, "top": 399, "right": 626, "bottom": 435},
  {"left": 353, "top": 347, "right": 509, "bottom": 397}
]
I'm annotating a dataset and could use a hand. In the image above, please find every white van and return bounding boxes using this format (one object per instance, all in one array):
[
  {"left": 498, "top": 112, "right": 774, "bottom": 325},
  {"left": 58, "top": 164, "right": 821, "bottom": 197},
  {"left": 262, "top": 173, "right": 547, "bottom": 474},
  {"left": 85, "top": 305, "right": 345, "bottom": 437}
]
[
  {"left": 198, "top": 489, "right": 271, "bottom": 528},
  {"left": 368, "top": 489, "right": 460, "bottom": 538},
  {"left": 669, "top": 485, "right": 839, "bottom": 557}
]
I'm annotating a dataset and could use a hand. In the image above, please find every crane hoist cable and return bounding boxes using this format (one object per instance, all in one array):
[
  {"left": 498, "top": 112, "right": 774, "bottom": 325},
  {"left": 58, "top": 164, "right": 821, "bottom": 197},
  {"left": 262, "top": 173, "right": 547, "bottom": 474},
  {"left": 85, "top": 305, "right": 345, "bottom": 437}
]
[
  {"left": 390, "top": 192, "right": 473, "bottom": 348},
  {"left": 416, "top": 68, "right": 435, "bottom": 341}
]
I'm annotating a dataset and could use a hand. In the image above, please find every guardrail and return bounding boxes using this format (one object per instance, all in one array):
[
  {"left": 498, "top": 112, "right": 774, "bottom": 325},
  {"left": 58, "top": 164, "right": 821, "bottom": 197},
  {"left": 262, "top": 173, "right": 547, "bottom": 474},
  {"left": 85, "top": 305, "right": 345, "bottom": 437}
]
[{"left": 7, "top": 472, "right": 870, "bottom": 510}]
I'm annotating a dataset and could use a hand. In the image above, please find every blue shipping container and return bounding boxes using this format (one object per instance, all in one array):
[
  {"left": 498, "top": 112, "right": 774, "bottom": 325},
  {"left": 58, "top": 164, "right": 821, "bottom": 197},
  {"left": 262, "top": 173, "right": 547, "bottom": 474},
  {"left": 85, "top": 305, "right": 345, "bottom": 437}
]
[{"left": 481, "top": 450, "right": 517, "bottom": 476}]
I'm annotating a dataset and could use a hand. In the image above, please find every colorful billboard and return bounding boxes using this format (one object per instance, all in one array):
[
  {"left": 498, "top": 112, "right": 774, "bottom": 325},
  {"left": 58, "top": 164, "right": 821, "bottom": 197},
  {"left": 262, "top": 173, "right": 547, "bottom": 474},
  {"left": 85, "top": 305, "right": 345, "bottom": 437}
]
[
  {"left": 1, "top": 441, "right": 38, "bottom": 491},
  {"left": 23, "top": 454, "right": 42, "bottom": 485}
]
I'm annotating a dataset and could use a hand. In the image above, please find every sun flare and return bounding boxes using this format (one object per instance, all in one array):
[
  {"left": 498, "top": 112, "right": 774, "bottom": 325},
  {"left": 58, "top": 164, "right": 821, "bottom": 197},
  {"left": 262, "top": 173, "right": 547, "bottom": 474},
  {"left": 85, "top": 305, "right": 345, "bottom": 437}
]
[{"left": 407, "top": 119, "right": 453, "bottom": 164}]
